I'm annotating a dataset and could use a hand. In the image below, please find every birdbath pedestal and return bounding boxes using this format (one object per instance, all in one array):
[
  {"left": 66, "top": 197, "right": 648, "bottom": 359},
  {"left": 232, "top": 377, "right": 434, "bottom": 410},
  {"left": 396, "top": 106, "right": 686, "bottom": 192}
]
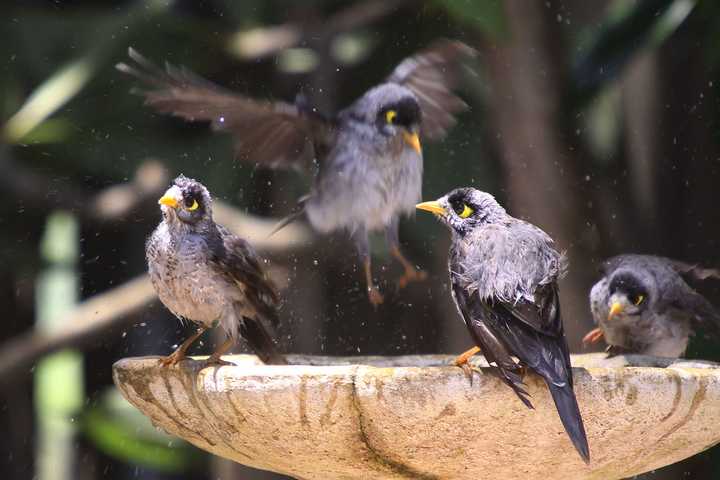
[{"left": 113, "top": 353, "right": 720, "bottom": 479}]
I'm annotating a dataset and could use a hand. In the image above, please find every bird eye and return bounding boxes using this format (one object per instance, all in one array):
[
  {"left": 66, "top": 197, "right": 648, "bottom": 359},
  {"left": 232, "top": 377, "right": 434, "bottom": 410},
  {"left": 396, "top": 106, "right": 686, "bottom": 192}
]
[
  {"left": 185, "top": 198, "right": 199, "bottom": 211},
  {"left": 385, "top": 110, "right": 397, "bottom": 124},
  {"left": 455, "top": 203, "right": 474, "bottom": 218},
  {"left": 633, "top": 294, "right": 645, "bottom": 306}
]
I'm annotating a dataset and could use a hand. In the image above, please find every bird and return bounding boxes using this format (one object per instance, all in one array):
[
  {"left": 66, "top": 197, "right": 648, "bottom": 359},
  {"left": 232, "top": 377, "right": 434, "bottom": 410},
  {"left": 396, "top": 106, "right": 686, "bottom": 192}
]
[
  {"left": 117, "top": 40, "right": 476, "bottom": 306},
  {"left": 146, "top": 175, "right": 286, "bottom": 366},
  {"left": 583, "top": 254, "right": 720, "bottom": 358},
  {"left": 416, "top": 187, "right": 590, "bottom": 464}
]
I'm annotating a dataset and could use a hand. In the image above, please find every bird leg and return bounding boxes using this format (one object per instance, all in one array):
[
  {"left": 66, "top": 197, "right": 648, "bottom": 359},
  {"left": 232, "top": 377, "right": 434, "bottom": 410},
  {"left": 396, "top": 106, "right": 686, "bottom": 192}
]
[
  {"left": 454, "top": 346, "right": 482, "bottom": 383},
  {"left": 364, "top": 257, "right": 384, "bottom": 307},
  {"left": 204, "top": 337, "right": 235, "bottom": 367},
  {"left": 159, "top": 327, "right": 207, "bottom": 367},
  {"left": 582, "top": 328, "right": 604, "bottom": 346},
  {"left": 390, "top": 246, "right": 428, "bottom": 289},
  {"left": 352, "top": 227, "right": 383, "bottom": 306}
]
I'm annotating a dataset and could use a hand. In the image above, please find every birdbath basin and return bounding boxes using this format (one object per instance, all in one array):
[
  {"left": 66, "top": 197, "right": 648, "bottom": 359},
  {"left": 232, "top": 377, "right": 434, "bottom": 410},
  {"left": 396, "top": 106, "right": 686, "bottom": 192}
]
[{"left": 113, "top": 353, "right": 720, "bottom": 479}]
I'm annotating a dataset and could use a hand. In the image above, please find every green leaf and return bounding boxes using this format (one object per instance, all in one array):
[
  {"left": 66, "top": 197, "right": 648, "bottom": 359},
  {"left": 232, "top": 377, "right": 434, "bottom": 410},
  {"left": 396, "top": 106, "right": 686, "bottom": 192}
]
[
  {"left": 433, "top": 0, "right": 507, "bottom": 39},
  {"left": 572, "top": 0, "right": 696, "bottom": 105}
]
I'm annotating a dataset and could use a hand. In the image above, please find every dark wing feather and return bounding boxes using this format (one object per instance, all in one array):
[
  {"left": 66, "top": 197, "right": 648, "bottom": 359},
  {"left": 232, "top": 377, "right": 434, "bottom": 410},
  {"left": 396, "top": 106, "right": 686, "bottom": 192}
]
[
  {"left": 213, "top": 226, "right": 286, "bottom": 364},
  {"left": 116, "top": 48, "right": 334, "bottom": 170},
  {"left": 386, "top": 39, "right": 476, "bottom": 140},
  {"left": 667, "top": 259, "right": 720, "bottom": 281},
  {"left": 452, "top": 280, "right": 531, "bottom": 407},
  {"left": 673, "top": 289, "right": 720, "bottom": 337},
  {"left": 453, "top": 278, "right": 590, "bottom": 462},
  {"left": 213, "top": 226, "right": 280, "bottom": 327}
]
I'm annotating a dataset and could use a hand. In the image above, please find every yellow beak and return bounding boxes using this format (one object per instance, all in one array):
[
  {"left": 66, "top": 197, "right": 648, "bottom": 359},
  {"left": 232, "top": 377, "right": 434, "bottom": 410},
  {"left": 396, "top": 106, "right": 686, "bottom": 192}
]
[
  {"left": 608, "top": 302, "right": 624, "bottom": 320},
  {"left": 158, "top": 195, "right": 179, "bottom": 209},
  {"left": 403, "top": 131, "right": 422, "bottom": 154},
  {"left": 416, "top": 200, "right": 447, "bottom": 215}
]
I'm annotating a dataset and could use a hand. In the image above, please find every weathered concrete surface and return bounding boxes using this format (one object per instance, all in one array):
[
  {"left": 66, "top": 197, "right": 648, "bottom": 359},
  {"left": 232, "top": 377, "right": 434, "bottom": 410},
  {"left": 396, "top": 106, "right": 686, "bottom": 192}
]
[{"left": 113, "top": 353, "right": 720, "bottom": 479}]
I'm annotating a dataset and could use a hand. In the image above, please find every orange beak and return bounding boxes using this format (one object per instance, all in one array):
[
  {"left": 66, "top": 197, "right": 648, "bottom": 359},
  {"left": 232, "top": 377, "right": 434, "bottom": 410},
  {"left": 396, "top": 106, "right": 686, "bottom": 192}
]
[
  {"left": 608, "top": 302, "right": 624, "bottom": 320},
  {"left": 403, "top": 131, "right": 422, "bottom": 154},
  {"left": 158, "top": 195, "right": 179, "bottom": 209},
  {"left": 415, "top": 200, "right": 446, "bottom": 215}
]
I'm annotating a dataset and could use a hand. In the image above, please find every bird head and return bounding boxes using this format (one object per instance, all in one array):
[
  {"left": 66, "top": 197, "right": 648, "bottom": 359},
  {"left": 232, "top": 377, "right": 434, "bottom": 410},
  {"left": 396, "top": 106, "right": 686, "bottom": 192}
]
[
  {"left": 416, "top": 187, "right": 506, "bottom": 235},
  {"left": 606, "top": 270, "right": 651, "bottom": 321},
  {"left": 157, "top": 175, "right": 213, "bottom": 229},
  {"left": 354, "top": 84, "right": 422, "bottom": 154}
]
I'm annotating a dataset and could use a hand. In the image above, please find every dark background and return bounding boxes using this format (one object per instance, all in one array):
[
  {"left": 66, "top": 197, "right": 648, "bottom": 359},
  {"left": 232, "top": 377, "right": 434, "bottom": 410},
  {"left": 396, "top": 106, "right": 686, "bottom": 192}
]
[{"left": 1, "top": 0, "right": 720, "bottom": 478}]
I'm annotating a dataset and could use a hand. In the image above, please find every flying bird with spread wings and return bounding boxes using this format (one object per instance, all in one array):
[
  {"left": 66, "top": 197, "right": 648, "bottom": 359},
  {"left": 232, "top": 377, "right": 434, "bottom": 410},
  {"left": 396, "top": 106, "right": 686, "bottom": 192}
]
[{"left": 117, "top": 40, "right": 475, "bottom": 305}]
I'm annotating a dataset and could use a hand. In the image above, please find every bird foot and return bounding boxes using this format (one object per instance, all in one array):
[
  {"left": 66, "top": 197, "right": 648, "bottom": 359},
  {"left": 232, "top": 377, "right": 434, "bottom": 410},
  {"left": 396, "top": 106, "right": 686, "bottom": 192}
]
[
  {"left": 202, "top": 356, "right": 234, "bottom": 368},
  {"left": 454, "top": 354, "right": 482, "bottom": 385},
  {"left": 456, "top": 361, "right": 482, "bottom": 385},
  {"left": 368, "top": 286, "right": 384, "bottom": 307},
  {"left": 582, "top": 328, "right": 604, "bottom": 346},
  {"left": 604, "top": 345, "right": 630, "bottom": 358},
  {"left": 397, "top": 268, "right": 428, "bottom": 289},
  {"left": 158, "top": 351, "right": 187, "bottom": 367}
]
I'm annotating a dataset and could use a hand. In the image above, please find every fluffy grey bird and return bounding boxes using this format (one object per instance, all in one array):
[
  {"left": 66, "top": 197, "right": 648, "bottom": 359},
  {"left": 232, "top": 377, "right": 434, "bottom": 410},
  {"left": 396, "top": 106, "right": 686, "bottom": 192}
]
[
  {"left": 583, "top": 254, "right": 720, "bottom": 358},
  {"left": 416, "top": 188, "right": 590, "bottom": 464},
  {"left": 146, "top": 175, "right": 285, "bottom": 366},
  {"left": 118, "top": 40, "right": 475, "bottom": 305}
]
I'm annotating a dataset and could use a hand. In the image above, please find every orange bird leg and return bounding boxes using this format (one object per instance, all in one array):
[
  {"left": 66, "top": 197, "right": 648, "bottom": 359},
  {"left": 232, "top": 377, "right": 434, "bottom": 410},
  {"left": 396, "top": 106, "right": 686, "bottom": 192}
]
[
  {"left": 454, "top": 346, "right": 482, "bottom": 382},
  {"left": 204, "top": 337, "right": 235, "bottom": 367},
  {"left": 582, "top": 328, "right": 605, "bottom": 346},
  {"left": 159, "top": 327, "right": 207, "bottom": 367},
  {"left": 390, "top": 246, "right": 428, "bottom": 289},
  {"left": 363, "top": 257, "right": 384, "bottom": 307}
]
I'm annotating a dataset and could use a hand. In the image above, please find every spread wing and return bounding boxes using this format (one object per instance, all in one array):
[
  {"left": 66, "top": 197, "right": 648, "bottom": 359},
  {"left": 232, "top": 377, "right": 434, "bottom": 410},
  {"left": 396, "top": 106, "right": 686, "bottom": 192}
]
[
  {"left": 386, "top": 39, "right": 476, "bottom": 140},
  {"left": 116, "top": 48, "right": 335, "bottom": 170}
]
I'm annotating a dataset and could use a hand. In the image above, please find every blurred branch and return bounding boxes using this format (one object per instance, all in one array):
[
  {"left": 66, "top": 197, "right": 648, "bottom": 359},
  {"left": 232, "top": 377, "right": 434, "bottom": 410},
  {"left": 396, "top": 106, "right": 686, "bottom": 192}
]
[
  {"left": 0, "top": 275, "right": 155, "bottom": 383},
  {"left": 0, "top": 147, "right": 312, "bottom": 252},
  {"left": 228, "top": 0, "right": 411, "bottom": 59}
]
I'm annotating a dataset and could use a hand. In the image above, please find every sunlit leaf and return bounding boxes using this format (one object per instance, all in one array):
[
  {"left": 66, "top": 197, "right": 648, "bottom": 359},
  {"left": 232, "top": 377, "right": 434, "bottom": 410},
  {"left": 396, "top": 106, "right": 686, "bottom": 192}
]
[
  {"left": 3, "top": 56, "right": 96, "bottom": 143},
  {"left": 432, "top": 0, "right": 507, "bottom": 39}
]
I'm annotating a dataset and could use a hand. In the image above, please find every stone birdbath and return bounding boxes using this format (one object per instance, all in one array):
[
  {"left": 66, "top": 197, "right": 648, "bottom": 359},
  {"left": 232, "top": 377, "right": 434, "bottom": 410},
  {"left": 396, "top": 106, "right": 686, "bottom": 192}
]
[{"left": 113, "top": 353, "right": 720, "bottom": 479}]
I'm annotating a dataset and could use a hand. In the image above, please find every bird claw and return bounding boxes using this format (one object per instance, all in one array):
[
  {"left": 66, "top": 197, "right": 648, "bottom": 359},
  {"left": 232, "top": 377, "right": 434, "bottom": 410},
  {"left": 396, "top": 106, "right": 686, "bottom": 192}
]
[
  {"left": 202, "top": 356, "right": 234, "bottom": 368},
  {"left": 397, "top": 268, "right": 428, "bottom": 289},
  {"left": 158, "top": 351, "right": 186, "bottom": 367},
  {"left": 368, "top": 286, "right": 384, "bottom": 307},
  {"left": 455, "top": 359, "right": 481, "bottom": 386},
  {"left": 582, "top": 328, "right": 604, "bottom": 346}
]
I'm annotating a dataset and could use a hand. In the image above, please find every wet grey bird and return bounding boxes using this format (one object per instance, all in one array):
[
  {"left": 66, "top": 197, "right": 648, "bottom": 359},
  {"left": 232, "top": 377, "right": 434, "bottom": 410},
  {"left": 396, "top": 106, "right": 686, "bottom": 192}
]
[
  {"left": 118, "top": 40, "right": 475, "bottom": 305},
  {"left": 146, "top": 175, "right": 285, "bottom": 366},
  {"left": 416, "top": 188, "right": 590, "bottom": 464},
  {"left": 583, "top": 254, "right": 720, "bottom": 358}
]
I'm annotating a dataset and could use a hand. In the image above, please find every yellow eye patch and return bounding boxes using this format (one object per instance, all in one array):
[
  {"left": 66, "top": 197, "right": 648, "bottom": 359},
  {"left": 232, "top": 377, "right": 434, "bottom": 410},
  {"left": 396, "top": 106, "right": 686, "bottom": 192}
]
[
  {"left": 186, "top": 199, "right": 199, "bottom": 211},
  {"left": 385, "top": 109, "right": 397, "bottom": 124},
  {"left": 634, "top": 294, "right": 645, "bottom": 306},
  {"left": 459, "top": 204, "right": 474, "bottom": 218}
]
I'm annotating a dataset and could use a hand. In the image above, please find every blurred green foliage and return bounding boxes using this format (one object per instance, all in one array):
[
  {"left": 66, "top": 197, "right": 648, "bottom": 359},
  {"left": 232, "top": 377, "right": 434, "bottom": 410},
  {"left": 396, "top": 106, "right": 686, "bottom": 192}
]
[{"left": 2, "top": 0, "right": 720, "bottom": 479}]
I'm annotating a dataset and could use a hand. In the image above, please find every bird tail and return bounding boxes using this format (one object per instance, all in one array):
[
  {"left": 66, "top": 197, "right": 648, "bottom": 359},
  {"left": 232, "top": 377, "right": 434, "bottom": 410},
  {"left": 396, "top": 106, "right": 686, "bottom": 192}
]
[
  {"left": 546, "top": 380, "right": 590, "bottom": 464},
  {"left": 269, "top": 196, "right": 309, "bottom": 237},
  {"left": 239, "top": 316, "right": 287, "bottom": 365}
]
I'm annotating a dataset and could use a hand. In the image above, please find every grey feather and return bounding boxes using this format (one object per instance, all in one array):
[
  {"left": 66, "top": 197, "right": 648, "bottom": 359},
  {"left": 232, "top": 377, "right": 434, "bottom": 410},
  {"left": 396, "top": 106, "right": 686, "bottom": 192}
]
[
  {"left": 424, "top": 187, "right": 589, "bottom": 463},
  {"left": 121, "top": 42, "right": 475, "bottom": 302},
  {"left": 146, "top": 175, "right": 284, "bottom": 363},
  {"left": 589, "top": 254, "right": 720, "bottom": 358}
]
